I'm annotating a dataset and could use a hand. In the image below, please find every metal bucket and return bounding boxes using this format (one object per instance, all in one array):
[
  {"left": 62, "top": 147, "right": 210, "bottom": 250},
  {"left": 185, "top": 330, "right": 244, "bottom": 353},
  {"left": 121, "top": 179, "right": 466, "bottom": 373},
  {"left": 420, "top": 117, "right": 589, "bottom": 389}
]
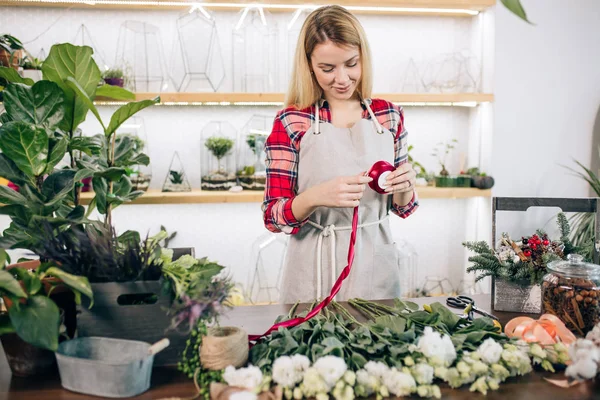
[{"left": 55, "top": 337, "right": 169, "bottom": 398}]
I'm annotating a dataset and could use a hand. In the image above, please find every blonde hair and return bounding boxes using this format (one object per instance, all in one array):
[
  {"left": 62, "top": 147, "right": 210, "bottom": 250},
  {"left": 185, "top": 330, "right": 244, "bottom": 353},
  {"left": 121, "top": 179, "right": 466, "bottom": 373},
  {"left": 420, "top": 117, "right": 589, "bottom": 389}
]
[{"left": 285, "top": 5, "right": 373, "bottom": 109}]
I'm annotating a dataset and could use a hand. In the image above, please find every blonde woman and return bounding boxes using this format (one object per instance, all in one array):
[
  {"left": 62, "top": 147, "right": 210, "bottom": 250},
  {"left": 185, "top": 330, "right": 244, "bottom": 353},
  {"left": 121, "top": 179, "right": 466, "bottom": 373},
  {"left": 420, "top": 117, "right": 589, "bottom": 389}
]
[{"left": 263, "top": 5, "right": 418, "bottom": 303}]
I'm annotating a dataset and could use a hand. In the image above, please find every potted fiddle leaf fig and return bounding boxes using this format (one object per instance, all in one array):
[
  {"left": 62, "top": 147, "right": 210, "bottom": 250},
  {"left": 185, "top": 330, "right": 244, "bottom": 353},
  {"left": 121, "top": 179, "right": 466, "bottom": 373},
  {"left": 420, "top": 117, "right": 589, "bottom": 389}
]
[{"left": 0, "top": 259, "right": 93, "bottom": 377}]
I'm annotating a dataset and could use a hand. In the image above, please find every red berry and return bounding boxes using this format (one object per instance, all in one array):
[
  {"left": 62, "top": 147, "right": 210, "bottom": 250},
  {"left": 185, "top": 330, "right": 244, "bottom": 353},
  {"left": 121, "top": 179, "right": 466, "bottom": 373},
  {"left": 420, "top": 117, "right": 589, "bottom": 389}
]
[
  {"left": 524, "top": 250, "right": 532, "bottom": 257},
  {"left": 543, "top": 240, "right": 550, "bottom": 246},
  {"left": 535, "top": 239, "right": 542, "bottom": 245},
  {"left": 531, "top": 244, "right": 537, "bottom": 250}
]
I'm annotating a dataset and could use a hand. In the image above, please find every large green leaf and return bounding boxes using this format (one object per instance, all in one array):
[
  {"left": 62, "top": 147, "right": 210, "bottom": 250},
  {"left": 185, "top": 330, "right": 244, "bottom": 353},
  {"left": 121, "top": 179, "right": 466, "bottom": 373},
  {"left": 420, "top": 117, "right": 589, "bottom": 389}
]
[
  {"left": 9, "top": 295, "right": 60, "bottom": 351},
  {"left": 501, "top": 0, "right": 531, "bottom": 23},
  {"left": 0, "top": 121, "right": 48, "bottom": 177},
  {"left": 92, "top": 176, "right": 108, "bottom": 214},
  {"left": 4, "top": 81, "right": 65, "bottom": 132},
  {"left": 0, "top": 204, "right": 32, "bottom": 226},
  {"left": 0, "top": 269, "right": 27, "bottom": 297},
  {"left": 106, "top": 98, "right": 159, "bottom": 137},
  {"left": 0, "top": 223, "right": 38, "bottom": 250},
  {"left": 41, "top": 170, "right": 77, "bottom": 204},
  {"left": 69, "top": 135, "right": 104, "bottom": 156},
  {"left": 0, "top": 67, "right": 34, "bottom": 86},
  {"left": 0, "top": 153, "right": 31, "bottom": 186},
  {"left": 45, "top": 136, "right": 68, "bottom": 174},
  {"left": 42, "top": 43, "right": 101, "bottom": 133},
  {"left": 113, "top": 175, "right": 132, "bottom": 198},
  {"left": 94, "top": 167, "right": 127, "bottom": 181},
  {"left": 45, "top": 267, "right": 93, "bottom": 305},
  {"left": 0, "top": 185, "right": 28, "bottom": 205},
  {"left": 95, "top": 84, "right": 135, "bottom": 101},
  {"left": 65, "top": 76, "right": 105, "bottom": 132}
]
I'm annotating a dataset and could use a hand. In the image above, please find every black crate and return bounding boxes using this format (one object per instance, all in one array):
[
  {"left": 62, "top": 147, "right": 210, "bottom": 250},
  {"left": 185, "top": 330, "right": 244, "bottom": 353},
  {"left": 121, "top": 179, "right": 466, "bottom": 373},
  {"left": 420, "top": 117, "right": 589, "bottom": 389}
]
[{"left": 76, "top": 248, "right": 195, "bottom": 367}]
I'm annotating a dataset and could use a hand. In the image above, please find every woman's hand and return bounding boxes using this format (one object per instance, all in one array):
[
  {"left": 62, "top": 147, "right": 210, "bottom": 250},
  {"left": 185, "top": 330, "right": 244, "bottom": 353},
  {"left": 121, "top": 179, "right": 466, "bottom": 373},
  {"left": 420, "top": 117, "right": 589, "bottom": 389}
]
[
  {"left": 309, "top": 173, "right": 373, "bottom": 208},
  {"left": 384, "top": 163, "right": 416, "bottom": 193}
]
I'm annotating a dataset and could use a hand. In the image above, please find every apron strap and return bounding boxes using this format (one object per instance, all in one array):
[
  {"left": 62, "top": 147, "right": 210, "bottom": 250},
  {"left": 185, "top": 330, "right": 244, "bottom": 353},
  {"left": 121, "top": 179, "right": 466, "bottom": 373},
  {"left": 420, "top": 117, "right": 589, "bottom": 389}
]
[
  {"left": 313, "top": 98, "right": 384, "bottom": 135},
  {"left": 307, "top": 215, "right": 389, "bottom": 299}
]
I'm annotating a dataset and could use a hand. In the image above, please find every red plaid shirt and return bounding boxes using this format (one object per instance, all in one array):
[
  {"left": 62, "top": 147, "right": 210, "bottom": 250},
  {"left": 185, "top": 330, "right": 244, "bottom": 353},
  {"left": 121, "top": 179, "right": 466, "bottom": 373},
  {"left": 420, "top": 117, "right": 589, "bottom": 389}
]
[{"left": 262, "top": 98, "right": 419, "bottom": 234}]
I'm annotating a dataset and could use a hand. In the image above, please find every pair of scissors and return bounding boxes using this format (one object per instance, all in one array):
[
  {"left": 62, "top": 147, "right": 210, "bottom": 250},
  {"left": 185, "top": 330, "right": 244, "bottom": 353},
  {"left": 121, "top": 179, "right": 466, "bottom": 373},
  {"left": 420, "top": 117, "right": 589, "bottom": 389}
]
[{"left": 446, "top": 295, "right": 499, "bottom": 321}]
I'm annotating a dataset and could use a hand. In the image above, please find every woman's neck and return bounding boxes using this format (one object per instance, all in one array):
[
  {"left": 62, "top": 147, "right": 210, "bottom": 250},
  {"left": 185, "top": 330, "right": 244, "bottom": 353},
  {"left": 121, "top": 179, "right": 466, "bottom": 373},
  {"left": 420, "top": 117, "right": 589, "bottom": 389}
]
[{"left": 324, "top": 92, "right": 361, "bottom": 111}]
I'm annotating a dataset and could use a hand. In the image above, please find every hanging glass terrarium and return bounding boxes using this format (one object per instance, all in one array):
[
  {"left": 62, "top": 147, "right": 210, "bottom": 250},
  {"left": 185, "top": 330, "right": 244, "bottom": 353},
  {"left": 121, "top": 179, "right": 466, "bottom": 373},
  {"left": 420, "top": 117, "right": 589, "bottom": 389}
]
[
  {"left": 170, "top": 7, "right": 225, "bottom": 92},
  {"left": 162, "top": 152, "right": 191, "bottom": 192},
  {"left": 237, "top": 114, "right": 271, "bottom": 190},
  {"left": 232, "top": 7, "right": 279, "bottom": 92},
  {"left": 200, "top": 121, "right": 237, "bottom": 191},
  {"left": 114, "top": 116, "right": 152, "bottom": 192}
]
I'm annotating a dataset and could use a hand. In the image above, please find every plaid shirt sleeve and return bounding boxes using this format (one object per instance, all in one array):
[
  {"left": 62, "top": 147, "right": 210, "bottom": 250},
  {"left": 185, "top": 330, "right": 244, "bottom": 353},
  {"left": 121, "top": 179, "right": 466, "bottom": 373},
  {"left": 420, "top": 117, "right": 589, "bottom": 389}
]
[
  {"left": 372, "top": 99, "right": 419, "bottom": 219},
  {"left": 262, "top": 110, "right": 309, "bottom": 234}
]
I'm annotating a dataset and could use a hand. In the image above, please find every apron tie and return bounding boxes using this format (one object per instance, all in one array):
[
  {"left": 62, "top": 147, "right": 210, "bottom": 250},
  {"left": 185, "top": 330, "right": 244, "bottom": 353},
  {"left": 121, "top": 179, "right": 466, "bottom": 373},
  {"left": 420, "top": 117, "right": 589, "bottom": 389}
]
[{"left": 308, "top": 216, "right": 389, "bottom": 299}]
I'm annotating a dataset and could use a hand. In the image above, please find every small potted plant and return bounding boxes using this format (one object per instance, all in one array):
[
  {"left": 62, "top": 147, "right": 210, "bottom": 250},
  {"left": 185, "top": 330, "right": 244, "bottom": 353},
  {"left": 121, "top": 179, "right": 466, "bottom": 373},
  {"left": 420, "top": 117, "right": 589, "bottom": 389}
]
[
  {"left": 19, "top": 54, "right": 43, "bottom": 82},
  {"left": 0, "top": 254, "right": 93, "bottom": 377},
  {"left": 466, "top": 167, "right": 495, "bottom": 189},
  {"left": 162, "top": 169, "right": 189, "bottom": 192},
  {"left": 431, "top": 139, "right": 457, "bottom": 187},
  {"left": 202, "top": 136, "right": 236, "bottom": 191},
  {"left": 0, "top": 34, "right": 24, "bottom": 69},
  {"left": 102, "top": 67, "right": 125, "bottom": 87},
  {"left": 237, "top": 133, "right": 267, "bottom": 190}
]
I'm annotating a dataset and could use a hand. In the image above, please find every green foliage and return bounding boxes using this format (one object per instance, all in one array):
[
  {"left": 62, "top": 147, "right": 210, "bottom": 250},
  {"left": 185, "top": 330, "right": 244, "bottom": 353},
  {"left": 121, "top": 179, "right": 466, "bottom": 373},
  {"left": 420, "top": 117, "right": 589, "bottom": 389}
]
[
  {"left": 249, "top": 298, "right": 503, "bottom": 372},
  {"left": 169, "top": 170, "right": 184, "bottom": 185},
  {"left": 102, "top": 68, "right": 124, "bottom": 79},
  {"left": 501, "top": 0, "right": 531, "bottom": 23},
  {"left": 20, "top": 55, "right": 43, "bottom": 70},
  {"left": 431, "top": 139, "right": 457, "bottom": 175},
  {"left": 205, "top": 136, "right": 234, "bottom": 160},
  {"left": 0, "top": 262, "right": 92, "bottom": 351},
  {"left": 463, "top": 213, "right": 585, "bottom": 285},
  {"left": 407, "top": 145, "right": 427, "bottom": 178}
]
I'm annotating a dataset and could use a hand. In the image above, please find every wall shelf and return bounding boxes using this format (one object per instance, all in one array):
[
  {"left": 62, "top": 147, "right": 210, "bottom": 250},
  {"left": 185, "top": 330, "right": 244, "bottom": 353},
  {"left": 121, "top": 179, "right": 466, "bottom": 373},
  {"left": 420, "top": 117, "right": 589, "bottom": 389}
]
[
  {"left": 0, "top": 0, "right": 496, "bottom": 16},
  {"left": 94, "top": 92, "right": 494, "bottom": 107},
  {"left": 77, "top": 187, "right": 492, "bottom": 205}
]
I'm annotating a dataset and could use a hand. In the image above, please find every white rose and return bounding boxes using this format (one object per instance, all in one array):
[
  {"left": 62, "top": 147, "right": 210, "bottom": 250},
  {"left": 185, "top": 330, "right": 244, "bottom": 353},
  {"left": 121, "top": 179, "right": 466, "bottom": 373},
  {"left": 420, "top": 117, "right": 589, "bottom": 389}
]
[
  {"left": 273, "top": 356, "right": 303, "bottom": 388},
  {"left": 417, "top": 327, "right": 456, "bottom": 366},
  {"left": 478, "top": 338, "right": 503, "bottom": 364},
  {"left": 223, "top": 365, "right": 263, "bottom": 391},
  {"left": 314, "top": 356, "right": 347, "bottom": 389},
  {"left": 382, "top": 368, "right": 416, "bottom": 397},
  {"left": 364, "top": 361, "right": 388, "bottom": 379},
  {"left": 413, "top": 364, "right": 434, "bottom": 385},
  {"left": 291, "top": 354, "right": 310, "bottom": 372}
]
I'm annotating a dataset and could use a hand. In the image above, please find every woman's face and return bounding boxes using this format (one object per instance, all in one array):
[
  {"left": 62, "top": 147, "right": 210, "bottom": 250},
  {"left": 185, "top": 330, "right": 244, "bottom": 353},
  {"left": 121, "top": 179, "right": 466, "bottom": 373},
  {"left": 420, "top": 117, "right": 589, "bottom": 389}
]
[{"left": 310, "top": 40, "right": 361, "bottom": 102}]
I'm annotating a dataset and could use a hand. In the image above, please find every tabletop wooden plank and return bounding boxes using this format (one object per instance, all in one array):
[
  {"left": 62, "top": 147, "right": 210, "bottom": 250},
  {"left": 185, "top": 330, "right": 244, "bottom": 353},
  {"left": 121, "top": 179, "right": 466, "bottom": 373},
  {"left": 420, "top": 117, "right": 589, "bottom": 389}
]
[{"left": 1, "top": 294, "right": 598, "bottom": 399}]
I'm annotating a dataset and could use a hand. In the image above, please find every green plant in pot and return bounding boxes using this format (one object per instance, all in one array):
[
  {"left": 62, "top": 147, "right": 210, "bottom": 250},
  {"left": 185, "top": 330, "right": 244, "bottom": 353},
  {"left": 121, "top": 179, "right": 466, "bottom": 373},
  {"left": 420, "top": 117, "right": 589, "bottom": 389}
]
[
  {"left": 202, "top": 136, "right": 236, "bottom": 191},
  {"left": 0, "top": 255, "right": 93, "bottom": 377},
  {"left": 237, "top": 133, "right": 267, "bottom": 190},
  {"left": 0, "top": 42, "right": 157, "bottom": 251},
  {"left": 102, "top": 67, "right": 125, "bottom": 88},
  {"left": 19, "top": 54, "right": 44, "bottom": 83},
  {"left": 0, "top": 34, "right": 24, "bottom": 69},
  {"left": 431, "top": 139, "right": 457, "bottom": 187},
  {"left": 466, "top": 167, "right": 495, "bottom": 190}
]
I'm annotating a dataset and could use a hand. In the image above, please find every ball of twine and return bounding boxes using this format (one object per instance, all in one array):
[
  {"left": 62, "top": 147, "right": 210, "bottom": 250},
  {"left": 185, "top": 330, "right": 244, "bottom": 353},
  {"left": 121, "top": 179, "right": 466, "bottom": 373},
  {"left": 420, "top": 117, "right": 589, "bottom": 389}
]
[{"left": 200, "top": 326, "right": 249, "bottom": 370}]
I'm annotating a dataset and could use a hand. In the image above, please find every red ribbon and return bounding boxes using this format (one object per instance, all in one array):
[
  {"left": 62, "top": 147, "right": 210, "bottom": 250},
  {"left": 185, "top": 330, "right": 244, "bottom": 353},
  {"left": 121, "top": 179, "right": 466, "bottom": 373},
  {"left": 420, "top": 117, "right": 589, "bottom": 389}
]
[{"left": 248, "top": 206, "right": 359, "bottom": 342}]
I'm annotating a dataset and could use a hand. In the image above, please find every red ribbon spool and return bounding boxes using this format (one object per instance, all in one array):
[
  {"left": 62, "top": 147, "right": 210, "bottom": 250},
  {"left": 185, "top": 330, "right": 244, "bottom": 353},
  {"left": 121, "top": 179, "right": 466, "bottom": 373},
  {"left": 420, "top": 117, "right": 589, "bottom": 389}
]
[
  {"left": 367, "top": 160, "right": 396, "bottom": 194},
  {"left": 248, "top": 160, "right": 394, "bottom": 343}
]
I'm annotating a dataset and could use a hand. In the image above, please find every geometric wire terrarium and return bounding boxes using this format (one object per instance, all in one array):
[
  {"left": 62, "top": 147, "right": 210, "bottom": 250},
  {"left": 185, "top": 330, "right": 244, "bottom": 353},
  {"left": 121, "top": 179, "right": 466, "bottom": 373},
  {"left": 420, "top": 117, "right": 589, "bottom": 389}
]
[
  {"left": 232, "top": 7, "right": 279, "bottom": 92},
  {"left": 162, "top": 152, "right": 192, "bottom": 192},
  {"left": 200, "top": 121, "right": 237, "bottom": 191},
  {"left": 236, "top": 115, "right": 271, "bottom": 190},
  {"left": 421, "top": 50, "right": 481, "bottom": 93},
  {"left": 115, "top": 21, "right": 169, "bottom": 92},
  {"left": 115, "top": 116, "right": 152, "bottom": 192},
  {"left": 246, "top": 232, "right": 289, "bottom": 304},
  {"left": 170, "top": 7, "right": 225, "bottom": 92}
]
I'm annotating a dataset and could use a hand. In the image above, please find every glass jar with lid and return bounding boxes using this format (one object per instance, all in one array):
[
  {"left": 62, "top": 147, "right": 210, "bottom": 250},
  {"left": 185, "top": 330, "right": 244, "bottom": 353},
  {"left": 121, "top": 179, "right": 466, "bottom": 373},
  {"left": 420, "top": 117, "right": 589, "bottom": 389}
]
[{"left": 542, "top": 254, "right": 600, "bottom": 336}]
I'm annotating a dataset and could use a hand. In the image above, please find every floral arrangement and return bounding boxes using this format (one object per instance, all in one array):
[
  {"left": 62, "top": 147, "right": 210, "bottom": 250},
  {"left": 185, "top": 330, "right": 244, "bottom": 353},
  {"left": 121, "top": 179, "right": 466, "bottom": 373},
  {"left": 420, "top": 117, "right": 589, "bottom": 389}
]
[
  {"left": 223, "top": 332, "right": 568, "bottom": 399},
  {"left": 158, "top": 248, "right": 234, "bottom": 398},
  {"left": 216, "top": 298, "right": 571, "bottom": 398},
  {"left": 565, "top": 321, "right": 600, "bottom": 381},
  {"left": 463, "top": 213, "right": 584, "bottom": 285}
]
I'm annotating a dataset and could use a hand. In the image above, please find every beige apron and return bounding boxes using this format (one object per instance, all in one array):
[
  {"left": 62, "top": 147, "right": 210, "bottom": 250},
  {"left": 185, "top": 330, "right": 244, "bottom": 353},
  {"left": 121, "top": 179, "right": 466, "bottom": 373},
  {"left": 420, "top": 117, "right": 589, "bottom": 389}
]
[{"left": 279, "top": 99, "right": 401, "bottom": 304}]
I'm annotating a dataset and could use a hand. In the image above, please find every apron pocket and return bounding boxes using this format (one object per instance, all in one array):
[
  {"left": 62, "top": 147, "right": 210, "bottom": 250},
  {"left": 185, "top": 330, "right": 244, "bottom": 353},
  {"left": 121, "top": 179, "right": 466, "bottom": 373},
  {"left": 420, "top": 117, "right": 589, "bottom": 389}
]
[{"left": 371, "top": 243, "right": 401, "bottom": 299}]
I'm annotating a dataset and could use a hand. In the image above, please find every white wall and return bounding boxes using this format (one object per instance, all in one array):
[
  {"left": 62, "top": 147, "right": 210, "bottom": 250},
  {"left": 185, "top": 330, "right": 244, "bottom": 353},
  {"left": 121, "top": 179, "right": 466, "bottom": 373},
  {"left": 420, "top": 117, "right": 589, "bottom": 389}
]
[{"left": 493, "top": 0, "right": 600, "bottom": 237}]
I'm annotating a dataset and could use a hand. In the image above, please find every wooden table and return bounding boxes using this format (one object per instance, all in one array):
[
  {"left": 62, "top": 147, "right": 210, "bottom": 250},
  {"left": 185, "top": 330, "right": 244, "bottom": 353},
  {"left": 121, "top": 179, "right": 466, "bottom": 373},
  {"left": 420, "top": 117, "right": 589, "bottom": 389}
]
[{"left": 1, "top": 294, "right": 598, "bottom": 399}]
